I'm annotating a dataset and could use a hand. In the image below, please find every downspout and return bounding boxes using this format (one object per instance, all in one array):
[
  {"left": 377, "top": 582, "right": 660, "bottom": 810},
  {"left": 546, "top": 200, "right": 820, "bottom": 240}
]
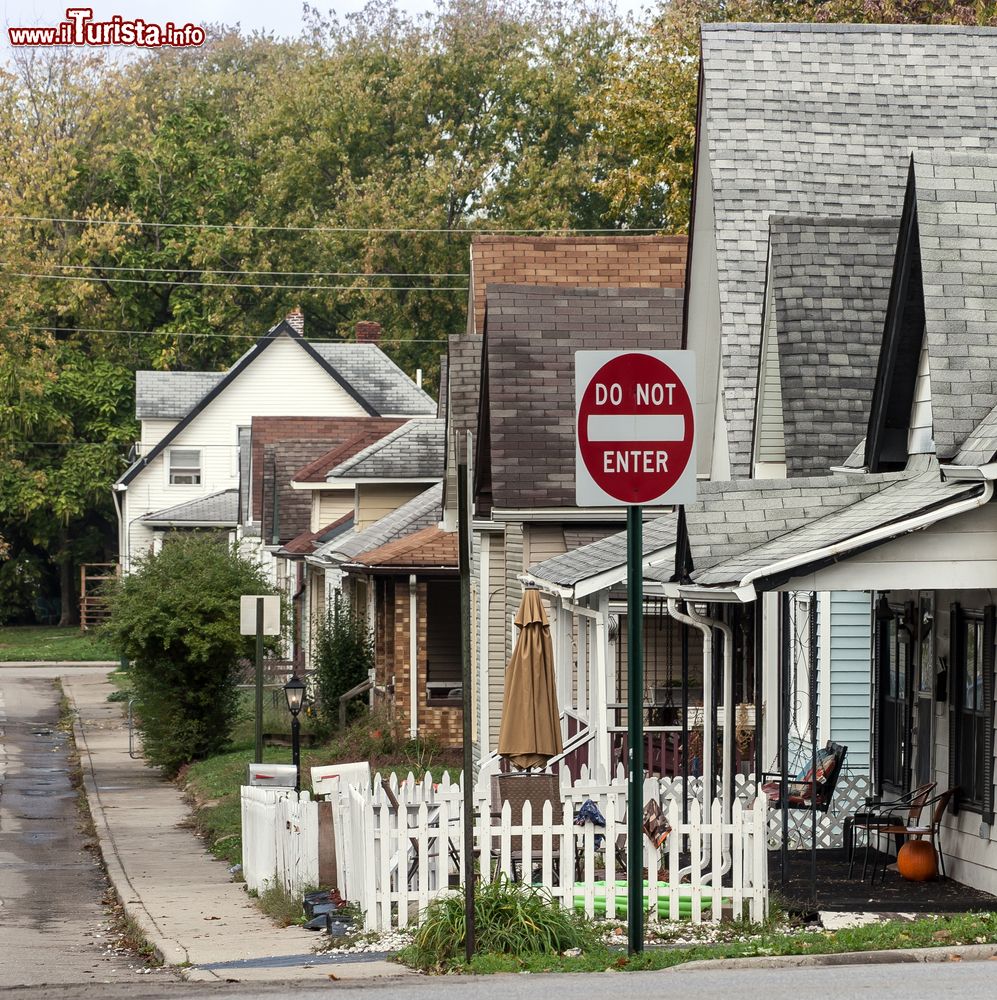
[
  {"left": 679, "top": 600, "right": 735, "bottom": 881},
  {"left": 668, "top": 599, "right": 715, "bottom": 875},
  {"left": 409, "top": 574, "right": 418, "bottom": 739},
  {"left": 293, "top": 562, "right": 306, "bottom": 670}
]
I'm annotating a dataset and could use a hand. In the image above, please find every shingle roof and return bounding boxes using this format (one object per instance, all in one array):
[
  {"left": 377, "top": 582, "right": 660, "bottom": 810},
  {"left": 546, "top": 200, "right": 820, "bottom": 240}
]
[
  {"left": 527, "top": 515, "right": 677, "bottom": 589},
  {"left": 768, "top": 216, "right": 898, "bottom": 476},
  {"left": 309, "top": 342, "right": 435, "bottom": 415},
  {"left": 913, "top": 150, "right": 997, "bottom": 460},
  {"left": 447, "top": 334, "right": 483, "bottom": 447},
  {"left": 135, "top": 371, "right": 225, "bottom": 419},
  {"left": 291, "top": 421, "right": 405, "bottom": 483},
  {"left": 437, "top": 354, "right": 448, "bottom": 421},
  {"left": 279, "top": 512, "right": 354, "bottom": 557},
  {"left": 699, "top": 22, "right": 997, "bottom": 477},
  {"left": 481, "top": 285, "right": 683, "bottom": 510},
  {"left": 689, "top": 466, "right": 982, "bottom": 588},
  {"left": 326, "top": 418, "right": 444, "bottom": 481},
  {"left": 346, "top": 525, "right": 457, "bottom": 570},
  {"left": 142, "top": 489, "right": 239, "bottom": 525},
  {"left": 951, "top": 402, "right": 997, "bottom": 467},
  {"left": 469, "top": 235, "right": 687, "bottom": 335},
  {"left": 682, "top": 473, "right": 904, "bottom": 582},
  {"left": 312, "top": 483, "right": 443, "bottom": 563}
]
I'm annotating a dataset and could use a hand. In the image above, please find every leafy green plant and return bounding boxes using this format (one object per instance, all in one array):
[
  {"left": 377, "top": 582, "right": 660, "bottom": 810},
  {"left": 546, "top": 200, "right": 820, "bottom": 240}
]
[
  {"left": 313, "top": 593, "right": 374, "bottom": 730},
  {"left": 101, "top": 535, "right": 279, "bottom": 775},
  {"left": 257, "top": 876, "right": 314, "bottom": 927},
  {"left": 402, "top": 875, "right": 597, "bottom": 970}
]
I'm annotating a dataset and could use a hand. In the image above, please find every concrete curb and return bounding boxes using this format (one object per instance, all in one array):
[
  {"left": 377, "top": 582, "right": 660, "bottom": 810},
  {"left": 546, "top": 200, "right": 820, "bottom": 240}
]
[
  {"left": 65, "top": 685, "right": 208, "bottom": 981},
  {"left": 669, "top": 941, "right": 997, "bottom": 972}
]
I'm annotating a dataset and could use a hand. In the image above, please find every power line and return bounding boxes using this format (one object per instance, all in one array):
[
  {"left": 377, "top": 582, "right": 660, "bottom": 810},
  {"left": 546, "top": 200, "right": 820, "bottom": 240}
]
[
  {"left": 5, "top": 324, "right": 448, "bottom": 342},
  {"left": 0, "top": 270, "right": 468, "bottom": 292},
  {"left": 5, "top": 261, "right": 469, "bottom": 279},
  {"left": 0, "top": 214, "right": 659, "bottom": 235}
]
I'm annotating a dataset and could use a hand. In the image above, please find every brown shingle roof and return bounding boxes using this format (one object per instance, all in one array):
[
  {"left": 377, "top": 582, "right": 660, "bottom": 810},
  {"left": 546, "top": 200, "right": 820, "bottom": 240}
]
[
  {"left": 250, "top": 417, "right": 403, "bottom": 516},
  {"left": 480, "top": 284, "right": 684, "bottom": 511},
  {"left": 347, "top": 525, "right": 457, "bottom": 570},
  {"left": 469, "top": 235, "right": 688, "bottom": 335},
  {"left": 279, "top": 512, "right": 354, "bottom": 557},
  {"left": 291, "top": 423, "right": 405, "bottom": 483}
]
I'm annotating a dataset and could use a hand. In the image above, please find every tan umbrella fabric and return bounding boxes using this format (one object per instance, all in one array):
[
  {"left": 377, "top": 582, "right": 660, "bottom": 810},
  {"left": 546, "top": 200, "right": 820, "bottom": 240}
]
[{"left": 497, "top": 588, "right": 563, "bottom": 770}]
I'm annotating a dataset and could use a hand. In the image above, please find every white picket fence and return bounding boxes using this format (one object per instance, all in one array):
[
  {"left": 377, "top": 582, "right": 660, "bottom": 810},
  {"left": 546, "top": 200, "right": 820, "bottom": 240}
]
[
  {"left": 336, "top": 770, "right": 769, "bottom": 932},
  {"left": 240, "top": 786, "right": 319, "bottom": 895}
]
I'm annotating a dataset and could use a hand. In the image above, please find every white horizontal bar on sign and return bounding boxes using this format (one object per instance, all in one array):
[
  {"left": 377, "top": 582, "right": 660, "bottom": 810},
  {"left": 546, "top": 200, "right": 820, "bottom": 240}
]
[{"left": 587, "top": 414, "right": 685, "bottom": 442}]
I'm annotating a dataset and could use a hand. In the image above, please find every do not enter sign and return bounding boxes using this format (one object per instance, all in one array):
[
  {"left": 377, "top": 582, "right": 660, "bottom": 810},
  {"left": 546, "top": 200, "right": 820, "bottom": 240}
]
[{"left": 575, "top": 350, "right": 696, "bottom": 506}]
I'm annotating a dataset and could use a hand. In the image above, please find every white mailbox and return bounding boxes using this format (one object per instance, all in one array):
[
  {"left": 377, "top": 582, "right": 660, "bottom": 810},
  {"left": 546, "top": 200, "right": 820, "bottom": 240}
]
[
  {"left": 310, "top": 761, "right": 371, "bottom": 798},
  {"left": 245, "top": 763, "right": 298, "bottom": 788}
]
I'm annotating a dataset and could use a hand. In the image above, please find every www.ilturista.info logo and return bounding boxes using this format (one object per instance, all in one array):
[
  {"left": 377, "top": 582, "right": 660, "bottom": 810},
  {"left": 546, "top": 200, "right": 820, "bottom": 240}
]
[{"left": 8, "top": 8, "right": 206, "bottom": 47}]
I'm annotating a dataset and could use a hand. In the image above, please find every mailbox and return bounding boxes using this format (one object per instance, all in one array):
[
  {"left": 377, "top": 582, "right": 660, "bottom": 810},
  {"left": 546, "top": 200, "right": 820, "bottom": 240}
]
[
  {"left": 245, "top": 763, "right": 298, "bottom": 788},
  {"left": 310, "top": 761, "right": 371, "bottom": 798}
]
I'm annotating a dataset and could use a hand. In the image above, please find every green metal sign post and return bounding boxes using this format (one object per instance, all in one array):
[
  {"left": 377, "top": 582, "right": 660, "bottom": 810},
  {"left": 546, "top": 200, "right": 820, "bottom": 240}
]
[{"left": 626, "top": 505, "right": 644, "bottom": 955}]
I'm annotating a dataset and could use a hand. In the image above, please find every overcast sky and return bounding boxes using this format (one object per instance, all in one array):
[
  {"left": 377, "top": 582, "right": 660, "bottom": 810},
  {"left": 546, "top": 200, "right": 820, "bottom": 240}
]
[{"left": 2, "top": 0, "right": 652, "bottom": 51}]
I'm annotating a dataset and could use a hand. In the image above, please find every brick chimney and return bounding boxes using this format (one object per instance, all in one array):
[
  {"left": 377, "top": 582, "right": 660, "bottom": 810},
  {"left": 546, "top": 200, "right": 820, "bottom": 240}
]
[
  {"left": 285, "top": 306, "right": 304, "bottom": 335},
  {"left": 355, "top": 320, "right": 381, "bottom": 344}
]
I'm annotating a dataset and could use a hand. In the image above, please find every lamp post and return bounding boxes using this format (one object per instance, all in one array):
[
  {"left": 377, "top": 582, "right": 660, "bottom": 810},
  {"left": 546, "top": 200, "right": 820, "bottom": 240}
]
[{"left": 283, "top": 674, "right": 306, "bottom": 794}]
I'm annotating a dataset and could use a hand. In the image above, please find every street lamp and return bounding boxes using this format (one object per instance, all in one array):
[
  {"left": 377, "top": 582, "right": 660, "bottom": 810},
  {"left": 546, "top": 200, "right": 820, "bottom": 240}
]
[{"left": 283, "top": 674, "right": 306, "bottom": 793}]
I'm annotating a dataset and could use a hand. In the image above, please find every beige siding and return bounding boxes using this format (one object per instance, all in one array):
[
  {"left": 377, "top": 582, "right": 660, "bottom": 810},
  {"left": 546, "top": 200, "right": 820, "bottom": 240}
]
[
  {"left": 355, "top": 483, "right": 433, "bottom": 529},
  {"left": 312, "top": 490, "right": 355, "bottom": 532},
  {"left": 908, "top": 340, "right": 934, "bottom": 455},
  {"left": 524, "top": 524, "right": 566, "bottom": 566},
  {"left": 487, "top": 530, "right": 507, "bottom": 747}
]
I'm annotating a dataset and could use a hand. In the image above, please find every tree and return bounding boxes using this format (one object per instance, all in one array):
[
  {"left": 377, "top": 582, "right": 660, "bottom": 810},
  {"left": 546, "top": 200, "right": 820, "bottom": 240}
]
[
  {"left": 314, "top": 592, "right": 375, "bottom": 730},
  {"left": 101, "top": 535, "right": 277, "bottom": 774}
]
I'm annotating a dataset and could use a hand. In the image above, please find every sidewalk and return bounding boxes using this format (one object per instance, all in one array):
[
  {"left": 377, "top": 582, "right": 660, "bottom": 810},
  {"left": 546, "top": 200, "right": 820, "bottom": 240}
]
[{"left": 63, "top": 670, "right": 410, "bottom": 984}]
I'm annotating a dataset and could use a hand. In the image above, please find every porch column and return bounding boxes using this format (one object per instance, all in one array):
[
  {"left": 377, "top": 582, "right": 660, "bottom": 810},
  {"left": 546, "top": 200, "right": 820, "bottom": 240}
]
[{"left": 593, "top": 593, "right": 610, "bottom": 776}]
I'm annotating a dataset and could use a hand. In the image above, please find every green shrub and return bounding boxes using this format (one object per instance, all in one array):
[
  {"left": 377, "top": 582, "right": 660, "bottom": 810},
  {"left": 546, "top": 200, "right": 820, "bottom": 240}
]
[
  {"left": 402, "top": 875, "right": 597, "bottom": 970},
  {"left": 101, "top": 535, "right": 278, "bottom": 775},
  {"left": 314, "top": 593, "right": 374, "bottom": 730}
]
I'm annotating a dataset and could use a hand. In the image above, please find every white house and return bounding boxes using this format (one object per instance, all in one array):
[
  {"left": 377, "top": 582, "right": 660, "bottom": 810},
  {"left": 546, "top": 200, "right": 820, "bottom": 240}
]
[{"left": 112, "top": 311, "right": 435, "bottom": 574}]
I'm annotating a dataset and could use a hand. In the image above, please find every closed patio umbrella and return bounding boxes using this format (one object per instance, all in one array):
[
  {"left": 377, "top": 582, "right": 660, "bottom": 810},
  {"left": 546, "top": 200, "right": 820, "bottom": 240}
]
[{"left": 497, "top": 588, "right": 563, "bottom": 770}]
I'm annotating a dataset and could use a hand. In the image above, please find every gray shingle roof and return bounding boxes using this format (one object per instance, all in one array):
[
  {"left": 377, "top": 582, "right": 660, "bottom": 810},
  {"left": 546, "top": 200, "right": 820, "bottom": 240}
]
[
  {"left": 313, "top": 483, "right": 442, "bottom": 563},
  {"left": 135, "top": 371, "right": 225, "bottom": 419},
  {"left": 951, "top": 402, "right": 997, "bottom": 467},
  {"left": 310, "top": 342, "right": 435, "bottom": 416},
  {"left": 142, "top": 489, "right": 239, "bottom": 525},
  {"left": 447, "top": 334, "right": 482, "bottom": 443},
  {"left": 700, "top": 22, "right": 997, "bottom": 477},
  {"left": 768, "top": 216, "right": 897, "bottom": 476},
  {"left": 326, "top": 418, "right": 444, "bottom": 481},
  {"left": 914, "top": 151, "right": 997, "bottom": 460},
  {"left": 690, "top": 466, "right": 981, "bottom": 587},
  {"left": 527, "top": 514, "right": 677, "bottom": 589},
  {"left": 684, "top": 472, "right": 904, "bottom": 579},
  {"left": 482, "top": 284, "right": 683, "bottom": 510}
]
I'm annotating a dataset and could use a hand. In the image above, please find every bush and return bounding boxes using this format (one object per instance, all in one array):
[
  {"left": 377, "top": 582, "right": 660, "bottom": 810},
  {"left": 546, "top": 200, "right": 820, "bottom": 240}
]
[
  {"left": 101, "top": 535, "right": 277, "bottom": 775},
  {"left": 402, "top": 875, "right": 597, "bottom": 970},
  {"left": 314, "top": 593, "right": 374, "bottom": 730}
]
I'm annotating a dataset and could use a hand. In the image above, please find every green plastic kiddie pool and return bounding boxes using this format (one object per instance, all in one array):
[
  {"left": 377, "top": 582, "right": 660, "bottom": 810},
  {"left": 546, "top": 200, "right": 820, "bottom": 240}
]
[{"left": 572, "top": 881, "right": 732, "bottom": 919}]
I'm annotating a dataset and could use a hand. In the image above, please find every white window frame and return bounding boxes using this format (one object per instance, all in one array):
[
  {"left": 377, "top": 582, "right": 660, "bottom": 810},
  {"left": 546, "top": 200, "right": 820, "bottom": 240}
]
[{"left": 167, "top": 447, "right": 202, "bottom": 486}]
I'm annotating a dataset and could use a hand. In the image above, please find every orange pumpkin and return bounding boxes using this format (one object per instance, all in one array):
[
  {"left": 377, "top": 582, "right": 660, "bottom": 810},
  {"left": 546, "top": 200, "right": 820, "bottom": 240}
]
[{"left": 897, "top": 839, "right": 937, "bottom": 881}]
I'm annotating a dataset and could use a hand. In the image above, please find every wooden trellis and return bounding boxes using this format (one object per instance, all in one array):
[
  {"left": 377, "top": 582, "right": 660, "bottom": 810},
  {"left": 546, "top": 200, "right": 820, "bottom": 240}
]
[{"left": 80, "top": 562, "right": 118, "bottom": 631}]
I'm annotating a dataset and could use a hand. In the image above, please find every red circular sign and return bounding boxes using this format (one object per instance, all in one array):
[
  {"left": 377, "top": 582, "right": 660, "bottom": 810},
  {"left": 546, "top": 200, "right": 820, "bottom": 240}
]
[{"left": 577, "top": 353, "right": 694, "bottom": 504}]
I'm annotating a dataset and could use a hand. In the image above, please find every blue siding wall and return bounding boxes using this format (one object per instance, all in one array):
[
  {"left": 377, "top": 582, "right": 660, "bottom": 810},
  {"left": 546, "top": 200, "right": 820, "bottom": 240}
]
[{"left": 828, "top": 591, "right": 872, "bottom": 773}]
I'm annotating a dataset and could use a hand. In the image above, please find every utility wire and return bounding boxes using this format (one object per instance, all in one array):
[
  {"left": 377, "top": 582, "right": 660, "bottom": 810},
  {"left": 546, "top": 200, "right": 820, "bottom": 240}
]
[
  {"left": 1, "top": 261, "right": 469, "bottom": 278},
  {"left": 5, "top": 324, "right": 447, "bottom": 342},
  {"left": 0, "top": 214, "right": 658, "bottom": 235},
  {"left": 0, "top": 270, "right": 468, "bottom": 291}
]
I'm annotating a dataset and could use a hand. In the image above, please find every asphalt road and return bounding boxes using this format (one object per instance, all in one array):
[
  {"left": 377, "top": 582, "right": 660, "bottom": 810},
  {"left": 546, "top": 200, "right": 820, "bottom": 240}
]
[
  {"left": 0, "top": 958, "right": 991, "bottom": 999},
  {"left": 0, "top": 670, "right": 160, "bottom": 989}
]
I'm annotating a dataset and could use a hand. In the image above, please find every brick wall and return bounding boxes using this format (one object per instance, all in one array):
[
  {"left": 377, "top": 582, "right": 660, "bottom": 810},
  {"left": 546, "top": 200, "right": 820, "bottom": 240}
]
[{"left": 376, "top": 576, "right": 462, "bottom": 747}]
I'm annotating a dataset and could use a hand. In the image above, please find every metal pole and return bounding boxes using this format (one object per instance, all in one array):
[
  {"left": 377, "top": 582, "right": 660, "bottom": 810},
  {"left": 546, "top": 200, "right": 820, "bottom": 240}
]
[
  {"left": 809, "top": 592, "right": 818, "bottom": 906},
  {"left": 255, "top": 596, "right": 264, "bottom": 764},
  {"left": 681, "top": 608, "right": 689, "bottom": 826},
  {"left": 457, "top": 458, "right": 475, "bottom": 963},
  {"left": 292, "top": 713, "right": 301, "bottom": 794},
  {"left": 780, "top": 593, "right": 790, "bottom": 885},
  {"left": 626, "top": 505, "right": 644, "bottom": 955}
]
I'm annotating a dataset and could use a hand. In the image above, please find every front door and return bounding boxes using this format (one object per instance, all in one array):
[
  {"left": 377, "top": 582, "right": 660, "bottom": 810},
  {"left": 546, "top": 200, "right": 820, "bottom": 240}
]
[{"left": 878, "top": 601, "right": 914, "bottom": 793}]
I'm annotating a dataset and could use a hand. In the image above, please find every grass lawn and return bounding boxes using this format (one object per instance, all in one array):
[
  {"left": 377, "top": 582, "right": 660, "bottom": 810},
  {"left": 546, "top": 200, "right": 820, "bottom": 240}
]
[
  {"left": 401, "top": 910, "right": 997, "bottom": 974},
  {"left": 0, "top": 625, "right": 119, "bottom": 662}
]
